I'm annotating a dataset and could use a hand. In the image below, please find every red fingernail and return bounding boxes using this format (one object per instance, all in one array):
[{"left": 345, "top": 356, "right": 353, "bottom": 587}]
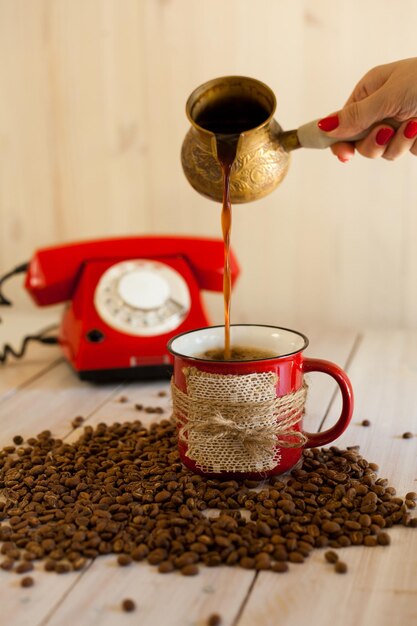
[
  {"left": 337, "top": 155, "right": 350, "bottom": 163},
  {"left": 404, "top": 120, "right": 417, "bottom": 139},
  {"left": 318, "top": 115, "right": 339, "bottom": 132},
  {"left": 375, "top": 127, "right": 395, "bottom": 146}
]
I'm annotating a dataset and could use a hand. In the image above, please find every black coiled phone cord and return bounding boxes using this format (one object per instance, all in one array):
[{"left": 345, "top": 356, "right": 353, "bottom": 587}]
[
  {"left": 0, "top": 263, "right": 59, "bottom": 363},
  {"left": 0, "top": 325, "right": 59, "bottom": 364}
]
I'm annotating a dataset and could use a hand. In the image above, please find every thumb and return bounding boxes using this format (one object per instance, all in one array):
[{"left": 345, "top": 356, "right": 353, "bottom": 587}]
[{"left": 319, "top": 91, "right": 389, "bottom": 138}]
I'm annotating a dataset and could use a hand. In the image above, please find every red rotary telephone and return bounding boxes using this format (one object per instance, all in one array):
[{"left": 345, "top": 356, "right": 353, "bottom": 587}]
[{"left": 24, "top": 236, "right": 240, "bottom": 380}]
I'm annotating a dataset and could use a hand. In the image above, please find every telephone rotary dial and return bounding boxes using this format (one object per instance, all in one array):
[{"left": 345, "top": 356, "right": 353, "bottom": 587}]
[{"left": 94, "top": 259, "right": 191, "bottom": 337}]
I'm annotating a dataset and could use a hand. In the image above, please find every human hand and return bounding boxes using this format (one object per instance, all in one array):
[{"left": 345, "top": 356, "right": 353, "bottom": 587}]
[{"left": 317, "top": 57, "right": 417, "bottom": 161}]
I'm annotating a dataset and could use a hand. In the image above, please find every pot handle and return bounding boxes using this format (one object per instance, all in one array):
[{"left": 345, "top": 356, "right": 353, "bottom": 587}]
[
  {"left": 280, "top": 118, "right": 400, "bottom": 151},
  {"left": 302, "top": 357, "right": 354, "bottom": 448}
]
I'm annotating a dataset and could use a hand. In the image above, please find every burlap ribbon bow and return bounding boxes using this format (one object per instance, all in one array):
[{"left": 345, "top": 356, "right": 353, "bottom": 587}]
[{"left": 171, "top": 367, "right": 308, "bottom": 473}]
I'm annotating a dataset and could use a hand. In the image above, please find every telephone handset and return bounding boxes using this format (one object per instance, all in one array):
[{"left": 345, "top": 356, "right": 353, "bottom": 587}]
[{"left": 24, "top": 236, "right": 239, "bottom": 380}]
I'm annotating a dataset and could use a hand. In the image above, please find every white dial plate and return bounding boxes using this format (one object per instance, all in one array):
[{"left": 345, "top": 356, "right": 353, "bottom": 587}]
[{"left": 94, "top": 260, "right": 191, "bottom": 337}]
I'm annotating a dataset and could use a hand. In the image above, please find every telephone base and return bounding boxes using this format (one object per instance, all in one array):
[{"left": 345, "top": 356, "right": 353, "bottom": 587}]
[{"left": 78, "top": 364, "right": 173, "bottom": 383}]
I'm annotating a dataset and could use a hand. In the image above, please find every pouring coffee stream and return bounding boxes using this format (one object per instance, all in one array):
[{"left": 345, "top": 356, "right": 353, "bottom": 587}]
[{"left": 217, "top": 138, "right": 235, "bottom": 360}]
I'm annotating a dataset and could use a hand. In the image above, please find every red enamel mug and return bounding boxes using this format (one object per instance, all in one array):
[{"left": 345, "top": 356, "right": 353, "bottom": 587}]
[{"left": 167, "top": 324, "right": 354, "bottom": 479}]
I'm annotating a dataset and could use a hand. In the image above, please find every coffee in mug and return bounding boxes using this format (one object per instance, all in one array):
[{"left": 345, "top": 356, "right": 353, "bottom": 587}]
[{"left": 196, "top": 345, "right": 277, "bottom": 361}]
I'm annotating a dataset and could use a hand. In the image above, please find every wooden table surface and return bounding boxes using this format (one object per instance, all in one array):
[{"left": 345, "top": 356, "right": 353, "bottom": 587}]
[{"left": 0, "top": 317, "right": 416, "bottom": 626}]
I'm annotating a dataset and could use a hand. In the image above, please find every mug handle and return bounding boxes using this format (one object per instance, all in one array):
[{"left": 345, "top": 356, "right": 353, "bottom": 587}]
[{"left": 302, "top": 358, "right": 354, "bottom": 448}]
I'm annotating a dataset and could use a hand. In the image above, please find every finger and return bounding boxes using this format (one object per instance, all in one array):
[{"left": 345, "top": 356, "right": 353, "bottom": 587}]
[
  {"left": 318, "top": 90, "right": 390, "bottom": 139},
  {"left": 354, "top": 124, "right": 395, "bottom": 159},
  {"left": 330, "top": 142, "right": 356, "bottom": 163},
  {"left": 382, "top": 119, "right": 417, "bottom": 160}
]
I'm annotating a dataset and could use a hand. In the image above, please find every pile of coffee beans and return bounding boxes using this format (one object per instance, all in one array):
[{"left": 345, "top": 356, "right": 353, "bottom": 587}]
[{"left": 0, "top": 419, "right": 415, "bottom": 578}]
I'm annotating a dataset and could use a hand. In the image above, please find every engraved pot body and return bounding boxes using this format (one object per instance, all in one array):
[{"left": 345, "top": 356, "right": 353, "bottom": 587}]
[{"left": 181, "top": 76, "right": 291, "bottom": 204}]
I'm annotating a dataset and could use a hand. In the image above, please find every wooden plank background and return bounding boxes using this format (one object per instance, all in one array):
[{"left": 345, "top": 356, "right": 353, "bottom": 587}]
[{"left": 1, "top": 0, "right": 417, "bottom": 331}]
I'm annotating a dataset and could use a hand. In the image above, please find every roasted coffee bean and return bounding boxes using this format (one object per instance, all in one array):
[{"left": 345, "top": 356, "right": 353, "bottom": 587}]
[
  {"left": 271, "top": 561, "right": 289, "bottom": 573},
  {"left": 122, "top": 599, "right": 136, "bottom": 612},
  {"left": 402, "top": 432, "right": 413, "bottom": 439},
  {"left": 288, "top": 551, "right": 304, "bottom": 564},
  {"left": 364, "top": 536, "right": 378, "bottom": 547},
  {"left": 321, "top": 521, "right": 341, "bottom": 534},
  {"left": 13, "top": 436, "right": 24, "bottom": 445},
  {"left": 204, "top": 553, "right": 222, "bottom": 567},
  {"left": 324, "top": 550, "right": 339, "bottom": 563},
  {"left": 155, "top": 490, "right": 170, "bottom": 503},
  {"left": 240, "top": 556, "right": 255, "bottom": 569},
  {"left": 1, "top": 542, "right": 16, "bottom": 555},
  {"left": 4, "top": 547, "right": 20, "bottom": 560},
  {"left": 174, "top": 552, "right": 198, "bottom": 568},
  {"left": 148, "top": 549, "right": 167, "bottom": 565},
  {"left": 406, "top": 492, "right": 417, "bottom": 501},
  {"left": 314, "top": 536, "right": 328, "bottom": 549},
  {"left": 15, "top": 561, "right": 34, "bottom": 574},
  {"left": 306, "top": 524, "right": 320, "bottom": 538},
  {"left": 350, "top": 532, "right": 363, "bottom": 545},
  {"left": 225, "top": 551, "right": 239, "bottom": 566},
  {"left": 71, "top": 416, "right": 84, "bottom": 429},
  {"left": 377, "top": 532, "right": 391, "bottom": 546},
  {"left": 131, "top": 545, "right": 149, "bottom": 561},
  {"left": 337, "top": 536, "right": 351, "bottom": 548},
  {"left": 41, "top": 539, "right": 56, "bottom": 553},
  {"left": 0, "top": 558, "right": 14, "bottom": 571},
  {"left": 158, "top": 560, "right": 174, "bottom": 574},
  {"left": 256, "top": 521, "right": 272, "bottom": 537},
  {"left": 21, "top": 576, "right": 35, "bottom": 587},
  {"left": 254, "top": 552, "right": 271, "bottom": 570},
  {"left": 402, "top": 512, "right": 411, "bottom": 526},
  {"left": 73, "top": 557, "right": 87, "bottom": 571},
  {"left": 335, "top": 561, "right": 348, "bottom": 574},
  {"left": 55, "top": 562, "right": 71, "bottom": 574},
  {"left": 298, "top": 541, "right": 313, "bottom": 555},
  {"left": 359, "top": 514, "right": 372, "bottom": 527},
  {"left": 214, "top": 536, "right": 230, "bottom": 548},
  {"left": 361, "top": 420, "right": 371, "bottom": 427},
  {"left": 117, "top": 554, "right": 132, "bottom": 567},
  {"left": 272, "top": 546, "right": 288, "bottom": 562},
  {"left": 365, "top": 491, "right": 378, "bottom": 504},
  {"left": 344, "top": 521, "right": 361, "bottom": 531},
  {"left": 181, "top": 564, "right": 199, "bottom": 576},
  {"left": 207, "top": 614, "right": 222, "bottom": 626},
  {"left": 371, "top": 515, "right": 386, "bottom": 528},
  {"left": 286, "top": 538, "right": 298, "bottom": 552}
]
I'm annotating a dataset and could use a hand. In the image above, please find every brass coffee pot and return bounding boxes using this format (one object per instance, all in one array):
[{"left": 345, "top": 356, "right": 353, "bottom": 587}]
[{"left": 181, "top": 76, "right": 395, "bottom": 203}]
